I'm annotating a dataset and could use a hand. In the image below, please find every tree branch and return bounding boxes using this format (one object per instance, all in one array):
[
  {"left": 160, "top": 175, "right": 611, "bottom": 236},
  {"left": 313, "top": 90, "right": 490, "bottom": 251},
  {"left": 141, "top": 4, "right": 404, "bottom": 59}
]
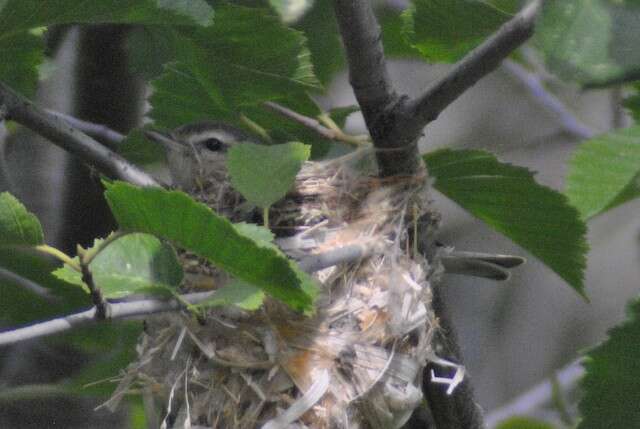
[
  {"left": 0, "top": 82, "right": 159, "bottom": 187},
  {"left": 422, "top": 287, "right": 485, "bottom": 429},
  {"left": 503, "top": 60, "right": 594, "bottom": 139},
  {"left": 332, "top": 1, "right": 398, "bottom": 124},
  {"left": 0, "top": 291, "right": 216, "bottom": 347},
  {"left": 0, "top": 243, "right": 382, "bottom": 346},
  {"left": 485, "top": 358, "right": 584, "bottom": 428},
  {"left": 45, "top": 109, "right": 126, "bottom": 149},
  {"left": 406, "top": 0, "right": 544, "bottom": 125},
  {"left": 332, "top": 0, "right": 421, "bottom": 177}
]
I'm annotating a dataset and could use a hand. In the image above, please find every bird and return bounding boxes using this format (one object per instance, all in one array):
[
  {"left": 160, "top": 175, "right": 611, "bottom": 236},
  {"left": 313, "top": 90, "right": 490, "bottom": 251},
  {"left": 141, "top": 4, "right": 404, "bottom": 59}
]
[
  {"left": 145, "top": 121, "right": 262, "bottom": 223},
  {"left": 145, "top": 121, "right": 525, "bottom": 280}
]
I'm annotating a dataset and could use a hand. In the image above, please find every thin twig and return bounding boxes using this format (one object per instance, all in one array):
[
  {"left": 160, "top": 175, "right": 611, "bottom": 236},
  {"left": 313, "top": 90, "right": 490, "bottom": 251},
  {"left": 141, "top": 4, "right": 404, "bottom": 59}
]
[
  {"left": 77, "top": 245, "right": 108, "bottom": 320},
  {"left": 503, "top": 60, "right": 595, "bottom": 139},
  {"left": 406, "top": 0, "right": 544, "bottom": 125},
  {"left": 0, "top": 291, "right": 216, "bottom": 347},
  {"left": 263, "top": 101, "right": 367, "bottom": 146},
  {"left": 485, "top": 358, "right": 584, "bottom": 428},
  {"left": 0, "top": 243, "right": 380, "bottom": 346},
  {"left": 0, "top": 266, "right": 60, "bottom": 304},
  {"left": 264, "top": 101, "right": 337, "bottom": 141},
  {"left": 0, "top": 81, "right": 159, "bottom": 187},
  {"left": 44, "top": 109, "right": 126, "bottom": 149}
]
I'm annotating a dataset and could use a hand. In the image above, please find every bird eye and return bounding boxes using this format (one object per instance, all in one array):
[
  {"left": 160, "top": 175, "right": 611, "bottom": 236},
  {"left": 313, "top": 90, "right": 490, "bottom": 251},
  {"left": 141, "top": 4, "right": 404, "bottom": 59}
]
[{"left": 202, "top": 137, "right": 226, "bottom": 152}]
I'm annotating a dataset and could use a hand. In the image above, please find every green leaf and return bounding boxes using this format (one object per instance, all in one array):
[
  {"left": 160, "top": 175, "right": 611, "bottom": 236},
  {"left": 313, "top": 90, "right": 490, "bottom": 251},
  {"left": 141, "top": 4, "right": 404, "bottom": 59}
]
[
  {"left": 378, "top": 5, "right": 422, "bottom": 59},
  {"left": 536, "top": 0, "right": 640, "bottom": 87},
  {"left": 624, "top": 83, "right": 640, "bottom": 123},
  {"left": 150, "top": 4, "right": 320, "bottom": 130},
  {"left": 125, "top": 27, "right": 176, "bottom": 80},
  {"left": 0, "top": 247, "right": 88, "bottom": 324},
  {"left": 269, "top": 0, "right": 314, "bottom": 23},
  {"left": 234, "top": 222, "right": 277, "bottom": 247},
  {"left": 53, "top": 233, "right": 183, "bottom": 299},
  {"left": 402, "top": 0, "right": 514, "bottom": 63},
  {"left": 294, "top": 0, "right": 343, "bottom": 86},
  {"left": 565, "top": 127, "right": 640, "bottom": 219},
  {"left": 578, "top": 297, "right": 640, "bottom": 429},
  {"left": 0, "top": 0, "right": 214, "bottom": 34},
  {"left": 0, "top": 32, "right": 43, "bottom": 96},
  {"left": 0, "top": 0, "right": 214, "bottom": 96},
  {"left": 495, "top": 417, "right": 557, "bottom": 429},
  {"left": 196, "top": 280, "right": 265, "bottom": 310},
  {"left": 64, "top": 322, "right": 142, "bottom": 397},
  {"left": 242, "top": 96, "right": 347, "bottom": 159},
  {"left": 227, "top": 142, "right": 310, "bottom": 208},
  {"left": 104, "top": 182, "right": 317, "bottom": 312},
  {"left": 117, "top": 128, "right": 167, "bottom": 165},
  {"left": 0, "top": 192, "right": 44, "bottom": 246},
  {"left": 423, "top": 149, "right": 588, "bottom": 296}
]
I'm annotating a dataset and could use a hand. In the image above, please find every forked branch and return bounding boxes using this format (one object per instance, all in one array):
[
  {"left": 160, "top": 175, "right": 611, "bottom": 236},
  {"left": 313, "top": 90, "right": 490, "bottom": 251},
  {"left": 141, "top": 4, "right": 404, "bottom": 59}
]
[{"left": 333, "top": 0, "right": 544, "bottom": 177}]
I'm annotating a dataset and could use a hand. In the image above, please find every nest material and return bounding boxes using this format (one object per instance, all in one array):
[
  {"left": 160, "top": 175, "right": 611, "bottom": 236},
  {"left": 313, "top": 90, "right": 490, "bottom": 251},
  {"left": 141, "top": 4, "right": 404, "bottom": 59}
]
[{"left": 108, "top": 149, "right": 444, "bottom": 428}]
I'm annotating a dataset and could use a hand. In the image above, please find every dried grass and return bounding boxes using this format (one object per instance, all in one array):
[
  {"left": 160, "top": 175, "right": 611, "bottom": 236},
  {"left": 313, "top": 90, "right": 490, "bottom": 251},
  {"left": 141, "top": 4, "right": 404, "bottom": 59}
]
[{"left": 107, "top": 148, "right": 447, "bottom": 428}]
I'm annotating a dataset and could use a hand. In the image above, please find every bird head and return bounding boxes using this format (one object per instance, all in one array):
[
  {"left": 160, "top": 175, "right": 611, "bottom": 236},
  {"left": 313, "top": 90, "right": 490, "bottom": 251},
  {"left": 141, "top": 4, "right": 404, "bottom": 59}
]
[{"left": 146, "top": 121, "right": 257, "bottom": 192}]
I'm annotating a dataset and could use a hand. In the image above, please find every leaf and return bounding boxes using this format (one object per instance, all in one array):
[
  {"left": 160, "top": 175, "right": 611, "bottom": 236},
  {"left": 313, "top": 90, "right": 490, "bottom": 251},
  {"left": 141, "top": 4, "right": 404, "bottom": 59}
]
[
  {"left": 269, "top": 0, "right": 314, "bottom": 23},
  {"left": 378, "top": 5, "right": 422, "bottom": 59},
  {"left": 117, "top": 128, "right": 166, "bottom": 165},
  {"left": 0, "top": 247, "right": 88, "bottom": 324},
  {"left": 125, "top": 26, "right": 176, "bottom": 80},
  {"left": 402, "top": 0, "right": 515, "bottom": 63},
  {"left": 150, "top": 3, "right": 320, "bottom": 130},
  {"left": 0, "top": 0, "right": 214, "bottom": 34},
  {"left": 294, "top": 0, "right": 343, "bottom": 86},
  {"left": 0, "top": 32, "right": 43, "bottom": 96},
  {"left": 536, "top": 0, "right": 640, "bottom": 87},
  {"left": 242, "top": 97, "right": 348, "bottom": 159},
  {"left": 53, "top": 233, "right": 183, "bottom": 299},
  {"left": 565, "top": 127, "right": 640, "bottom": 219},
  {"left": 578, "top": 297, "right": 640, "bottom": 429},
  {"left": 227, "top": 142, "right": 310, "bottom": 208},
  {"left": 0, "top": 192, "right": 44, "bottom": 246},
  {"left": 104, "top": 182, "right": 317, "bottom": 312},
  {"left": 623, "top": 83, "right": 640, "bottom": 123},
  {"left": 234, "top": 222, "right": 277, "bottom": 247},
  {"left": 495, "top": 417, "right": 558, "bottom": 429},
  {"left": 64, "top": 322, "right": 142, "bottom": 397},
  {"left": 0, "top": 0, "right": 214, "bottom": 96},
  {"left": 196, "top": 280, "right": 265, "bottom": 310},
  {"left": 423, "top": 149, "right": 588, "bottom": 296}
]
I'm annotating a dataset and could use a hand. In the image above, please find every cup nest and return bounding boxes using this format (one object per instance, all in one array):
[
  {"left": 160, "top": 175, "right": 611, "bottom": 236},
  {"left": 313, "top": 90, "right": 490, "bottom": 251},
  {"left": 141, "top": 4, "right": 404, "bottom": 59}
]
[{"left": 104, "top": 148, "right": 447, "bottom": 429}]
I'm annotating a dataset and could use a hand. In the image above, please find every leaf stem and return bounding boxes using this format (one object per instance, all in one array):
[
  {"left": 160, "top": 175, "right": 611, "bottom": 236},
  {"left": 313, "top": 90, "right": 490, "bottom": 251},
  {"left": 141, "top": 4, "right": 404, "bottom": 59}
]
[
  {"left": 263, "top": 206, "right": 270, "bottom": 229},
  {"left": 263, "top": 101, "right": 369, "bottom": 146},
  {"left": 35, "top": 244, "right": 81, "bottom": 272},
  {"left": 240, "top": 113, "right": 273, "bottom": 143}
]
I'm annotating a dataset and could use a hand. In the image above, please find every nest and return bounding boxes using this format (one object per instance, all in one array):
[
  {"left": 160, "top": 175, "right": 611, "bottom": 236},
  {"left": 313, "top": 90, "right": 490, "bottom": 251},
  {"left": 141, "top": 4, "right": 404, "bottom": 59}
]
[{"left": 106, "top": 148, "right": 449, "bottom": 428}]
